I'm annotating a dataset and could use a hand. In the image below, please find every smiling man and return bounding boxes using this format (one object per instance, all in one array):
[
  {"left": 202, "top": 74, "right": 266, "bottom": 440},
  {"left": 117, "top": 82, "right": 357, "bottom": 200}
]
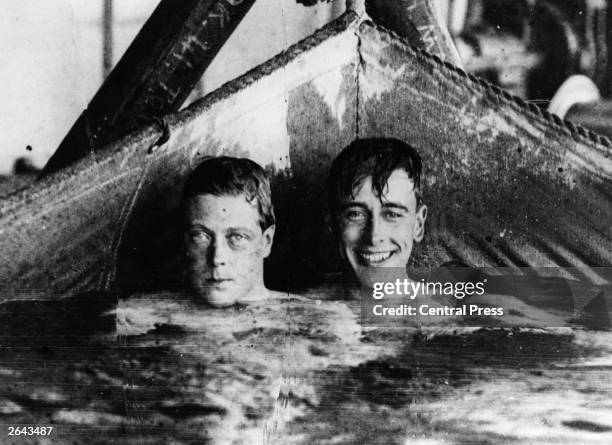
[
  {"left": 327, "top": 138, "right": 427, "bottom": 294},
  {"left": 182, "top": 156, "right": 279, "bottom": 307}
]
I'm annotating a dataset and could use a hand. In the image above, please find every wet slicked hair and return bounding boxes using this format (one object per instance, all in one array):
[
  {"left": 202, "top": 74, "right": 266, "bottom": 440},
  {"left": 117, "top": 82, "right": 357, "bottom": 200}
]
[
  {"left": 182, "top": 156, "right": 275, "bottom": 230},
  {"left": 328, "top": 138, "right": 423, "bottom": 215}
]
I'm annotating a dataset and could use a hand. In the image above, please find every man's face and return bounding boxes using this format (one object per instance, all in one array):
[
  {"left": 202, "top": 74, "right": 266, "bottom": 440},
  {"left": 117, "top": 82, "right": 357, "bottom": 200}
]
[
  {"left": 184, "top": 194, "right": 274, "bottom": 307},
  {"left": 337, "top": 169, "right": 427, "bottom": 284}
]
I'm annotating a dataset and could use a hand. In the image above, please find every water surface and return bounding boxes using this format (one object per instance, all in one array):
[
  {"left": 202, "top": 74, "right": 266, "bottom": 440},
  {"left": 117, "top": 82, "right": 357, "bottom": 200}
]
[{"left": 1, "top": 291, "right": 611, "bottom": 444}]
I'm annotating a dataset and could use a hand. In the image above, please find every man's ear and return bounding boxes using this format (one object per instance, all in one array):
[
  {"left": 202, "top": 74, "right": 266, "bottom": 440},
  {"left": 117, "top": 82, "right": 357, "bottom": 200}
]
[
  {"left": 414, "top": 204, "right": 427, "bottom": 242},
  {"left": 261, "top": 224, "right": 276, "bottom": 258}
]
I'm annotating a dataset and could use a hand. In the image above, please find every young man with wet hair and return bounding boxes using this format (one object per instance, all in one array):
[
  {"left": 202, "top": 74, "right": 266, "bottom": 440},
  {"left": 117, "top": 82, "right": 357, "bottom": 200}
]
[
  {"left": 182, "top": 156, "right": 281, "bottom": 307},
  {"left": 323, "top": 139, "right": 582, "bottom": 326},
  {"left": 327, "top": 137, "right": 428, "bottom": 295}
]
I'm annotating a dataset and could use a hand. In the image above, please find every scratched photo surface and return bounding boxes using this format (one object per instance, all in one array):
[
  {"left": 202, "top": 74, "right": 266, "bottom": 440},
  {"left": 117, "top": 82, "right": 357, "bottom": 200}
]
[{"left": 1, "top": 1, "right": 612, "bottom": 444}]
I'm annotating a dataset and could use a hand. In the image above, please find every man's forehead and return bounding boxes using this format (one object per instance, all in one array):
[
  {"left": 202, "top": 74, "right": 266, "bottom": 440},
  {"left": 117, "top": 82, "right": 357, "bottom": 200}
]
[
  {"left": 187, "top": 193, "right": 259, "bottom": 217},
  {"left": 188, "top": 191, "right": 256, "bottom": 205},
  {"left": 349, "top": 169, "right": 416, "bottom": 201}
]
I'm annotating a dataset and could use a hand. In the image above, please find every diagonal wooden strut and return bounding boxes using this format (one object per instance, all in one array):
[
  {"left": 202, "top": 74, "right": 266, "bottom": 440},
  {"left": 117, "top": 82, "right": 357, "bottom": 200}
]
[
  {"left": 42, "top": 0, "right": 256, "bottom": 176},
  {"left": 365, "top": 0, "right": 462, "bottom": 65}
]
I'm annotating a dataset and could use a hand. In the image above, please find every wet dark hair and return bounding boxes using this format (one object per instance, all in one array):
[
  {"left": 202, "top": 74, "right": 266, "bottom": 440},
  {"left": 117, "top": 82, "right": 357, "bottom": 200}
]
[
  {"left": 182, "top": 156, "right": 275, "bottom": 230},
  {"left": 328, "top": 138, "right": 423, "bottom": 215}
]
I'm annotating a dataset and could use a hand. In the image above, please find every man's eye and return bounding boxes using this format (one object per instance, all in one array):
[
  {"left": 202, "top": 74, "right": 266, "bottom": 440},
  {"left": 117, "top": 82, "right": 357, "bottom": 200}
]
[
  {"left": 344, "top": 209, "right": 366, "bottom": 222},
  {"left": 382, "top": 210, "right": 404, "bottom": 219},
  {"left": 189, "top": 231, "right": 211, "bottom": 243},
  {"left": 228, "top": 233, "right": 249, "bottom": 246}
]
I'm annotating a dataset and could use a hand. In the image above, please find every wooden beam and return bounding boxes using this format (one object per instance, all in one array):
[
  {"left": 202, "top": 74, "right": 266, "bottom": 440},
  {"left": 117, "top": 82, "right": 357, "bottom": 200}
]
[
  {"left": 42, "top": 0, "right": 256, "bottom": 176},
  {"left": 365, "top": 0, "right": 462, "bottom": 65},
  {"left": 102, "top": 0, "right": 113, "bottom": 78}
]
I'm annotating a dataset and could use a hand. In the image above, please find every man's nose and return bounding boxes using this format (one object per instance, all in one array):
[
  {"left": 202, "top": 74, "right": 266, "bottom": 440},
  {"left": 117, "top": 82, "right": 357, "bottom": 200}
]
[
  {"left": 364, "top": 215, "right": 385, "bottom": 245},
  {"left": 208, "top": 239, "right": 230, "bottom": 266}
]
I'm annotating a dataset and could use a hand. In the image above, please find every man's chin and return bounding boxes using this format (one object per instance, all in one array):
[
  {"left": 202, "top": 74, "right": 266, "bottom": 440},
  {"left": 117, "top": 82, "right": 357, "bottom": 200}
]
[
  {"left": 350, "top": 262, "right": 409, "bottom": 287},
  {"left": 192, "top": 287, "right": 240, "bottom": 308},
  {"left": 205, "top": 295, "right": 238, "bottom": 308}
]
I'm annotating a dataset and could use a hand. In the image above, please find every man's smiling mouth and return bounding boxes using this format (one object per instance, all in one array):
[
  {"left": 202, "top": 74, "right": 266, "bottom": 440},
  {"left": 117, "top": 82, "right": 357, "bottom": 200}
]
[{"left": 356, "top": 250, "right": 395, "bottom": 265}]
